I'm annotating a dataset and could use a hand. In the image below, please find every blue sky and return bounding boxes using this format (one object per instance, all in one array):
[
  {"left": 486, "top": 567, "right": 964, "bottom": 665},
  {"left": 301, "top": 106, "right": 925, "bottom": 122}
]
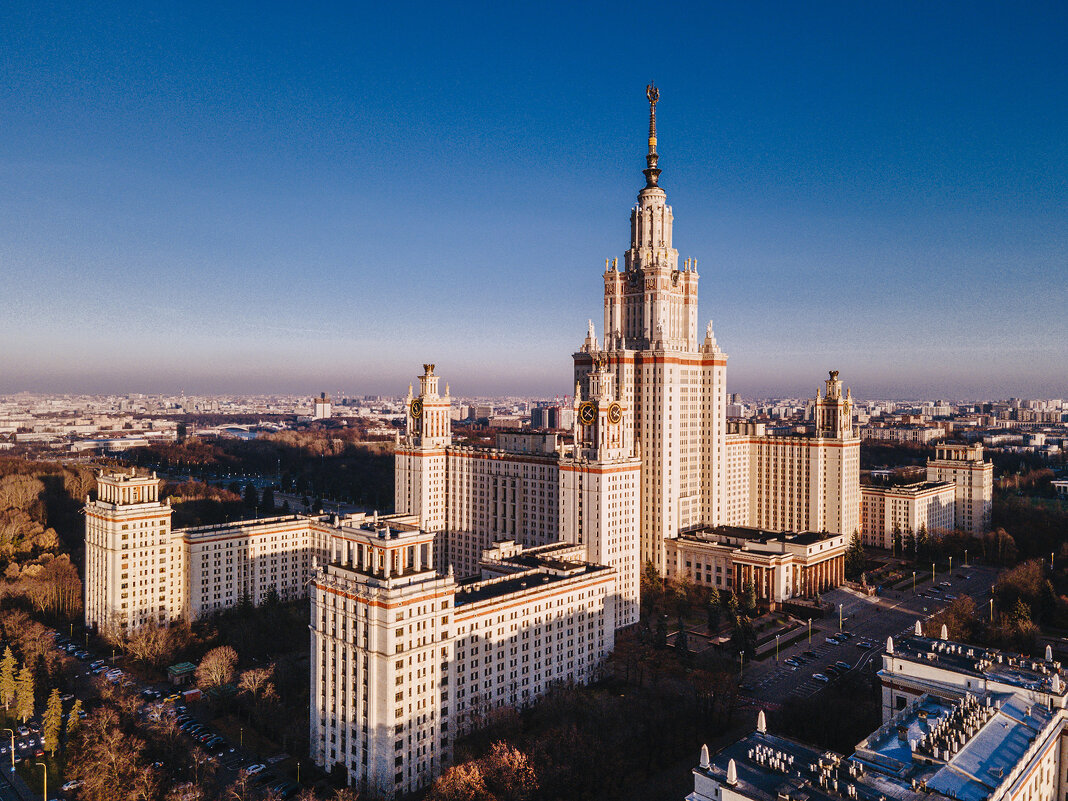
[{"left": 2, "top": 1, "right": 1065, "bottom": 399}]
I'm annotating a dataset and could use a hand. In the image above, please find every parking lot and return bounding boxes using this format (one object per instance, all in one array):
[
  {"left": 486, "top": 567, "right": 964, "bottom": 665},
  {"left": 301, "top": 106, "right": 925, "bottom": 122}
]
[
  {"left": 740, "top": 565, "right": 999, "bottom": 704},
  {"left": 40, "top": 633, "right": 303, "bottom": 799}
]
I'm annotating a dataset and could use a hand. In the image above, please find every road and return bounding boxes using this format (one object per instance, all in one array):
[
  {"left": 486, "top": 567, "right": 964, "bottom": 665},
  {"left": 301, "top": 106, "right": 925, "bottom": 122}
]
[{"left": 741, "top": 565, "right": 999, "bottom": 704}]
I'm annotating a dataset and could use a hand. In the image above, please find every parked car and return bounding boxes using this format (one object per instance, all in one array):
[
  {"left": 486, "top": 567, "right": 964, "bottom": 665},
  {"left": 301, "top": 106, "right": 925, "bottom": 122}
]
[
  {"left": 243, "top": 764, "right": 267, "bottom": 776},
  {"left": 813, "top": 673, "right": 830, "bottom": 682},
  {"left": 835, "top": 661, "right": 852, "bottom": 672},
  {"left": 803, "top": 650, "right": 817, "bottom": 659},
  {"left": 825, "top": 637, "right": 840, "bottom": 646},
  {"left": 61, "top": 780, "right": 83, "bottom": 792}
]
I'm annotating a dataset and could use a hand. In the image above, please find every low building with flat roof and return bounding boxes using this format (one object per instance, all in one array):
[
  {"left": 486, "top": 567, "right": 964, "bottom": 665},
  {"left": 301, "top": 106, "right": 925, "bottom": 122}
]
[
  {"left": 689, "top": 632, "right": 1068, "bottom": 801},
  {"left": 665, "top": 525, "right": 846, "bottom": 605}
]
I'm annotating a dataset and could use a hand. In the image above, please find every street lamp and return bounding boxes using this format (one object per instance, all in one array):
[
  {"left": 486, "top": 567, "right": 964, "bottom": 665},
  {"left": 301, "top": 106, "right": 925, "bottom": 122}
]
[
  {"left": 776, "top": 634, "right": 780, "bottom": 662},
  {"left": 739, "top": 651, "right": 745, "bottom": 678},
  {"left": 949, "top": 556, "right": 952, "bottom": 575},
  {"left": 35, "top": 761, "right": 46, "bottom": 801},
  {"left": 2, "top": 729, "right": 13, "bottom": 773},
  {"left": 964, "top": 549, "right": 969, "bottom": 567},
  {"left": 932, "top": 563, "right": 936, "bottom": 584},
  {"left": 839, "top": 604, "right": 843, "bottom": 631},
  {"left": 912, "top": 571, "right": 916, "bottom": 593},
  {"left": 808, "top": 618, "right": 812, "bottom": 644},
  {"left": 990, "top": 597, "right": 994, "bottom": 621},
  {"left": 240, "top": 727, "right": 243, "bottom": 747}
]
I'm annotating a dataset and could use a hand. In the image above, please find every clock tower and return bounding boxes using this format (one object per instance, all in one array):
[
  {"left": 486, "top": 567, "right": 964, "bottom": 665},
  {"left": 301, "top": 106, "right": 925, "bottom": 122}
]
[
  {"left": 560, "top": 358, "right": 642, "bottom": 629},
  {"left": 395, "top": 364, "right": 452, "bottom": 534}
]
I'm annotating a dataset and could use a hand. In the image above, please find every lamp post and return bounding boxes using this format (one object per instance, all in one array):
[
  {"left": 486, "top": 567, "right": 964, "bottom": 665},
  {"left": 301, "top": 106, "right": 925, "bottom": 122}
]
[
  {"left": 35, "top": 761, "right": 46, "bottom": 801},
  {"left": 808, "top": 618, "right": 812, "bottom": 644},
  {"left": 2, "top": 729, "right": 13, "bottom": 773},
  {"left": 839, "top": 604, "right": 843, "bottom": 631},
  {"left": 932, "top": 563, "right": 936, "bottom": 584},
  {"left": 964, "top": 549, "right": 969, "bottom": 568},
  {"left": 990, "top": 597, "right": 994, "bottom": 622},
  {"left": 912, "top": 572, "right": 916, "bottom": 594},
  {"left": 776, "top": 634, "right": 780, "bottom": 662},
  {"left": 949, "top": 556, "right": 953, "bottom": 575},
  {"left": 739, "top": 651, "right": 745, "bottom": 678},
  {"left": 240, "top": 727, "right": 243, "bottom": 748},
  {"left": 296, "top": 761, "right": 300, "bottom": 784}
]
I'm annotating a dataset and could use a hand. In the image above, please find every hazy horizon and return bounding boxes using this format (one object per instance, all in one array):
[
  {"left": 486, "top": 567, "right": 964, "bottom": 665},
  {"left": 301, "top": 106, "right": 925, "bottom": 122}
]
[{"left": 3, "top": 2, "right": 1065, "bottom": 401}]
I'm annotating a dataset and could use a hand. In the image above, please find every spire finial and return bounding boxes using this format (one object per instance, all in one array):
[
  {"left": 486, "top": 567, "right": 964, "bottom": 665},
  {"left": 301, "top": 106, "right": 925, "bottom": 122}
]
[{"left": 643, "top": 83, "right": 661, "bottom": 189}]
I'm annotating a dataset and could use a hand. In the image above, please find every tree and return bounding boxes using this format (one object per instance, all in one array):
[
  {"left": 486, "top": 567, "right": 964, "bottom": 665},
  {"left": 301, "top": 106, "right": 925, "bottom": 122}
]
[
  {"left": 243, "top": 483, "right": 258, "bottom": 509},
  {"left": 196, "top": 645, "right": 238, "bottom": 688},
  {"left": 15, "top": 665, "right": 34, "bottom": 723},
  {"left": 43, "top": 688, "right": 62, "bottom": 755},
  {"left": 845, "top": 531, "right": 866, "bottom": 578},
  {"left": 706, "top": 587, "right": 722, "bottom": 632},
  {"left": 0, "top": 646, "right": 16, "bottom": 710},
  {"left": 428, "top": 741, "right": 537, "bottom": 801},
  {"left": 238, "top": 664, "right": 276, "bottom": 701},
  {"left": 892, "top": 526, "right": 903, "bottom": 557},
  {"left": 261, "top": 487, "right": 275, "bottom": 512},
  {"left": 742, "top": 581, "right": 757, "bottom": 614},
  {"left": 902, "top": 526, "right": 916, "bottom": 559},
  {"left": 67, "top": 698, "right": 83, "bottom": 736}
]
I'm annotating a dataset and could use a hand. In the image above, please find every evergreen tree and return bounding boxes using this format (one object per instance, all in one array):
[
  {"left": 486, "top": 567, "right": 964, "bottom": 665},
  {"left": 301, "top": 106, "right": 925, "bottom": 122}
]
[
  {"left": 261, "top": 487, "right": 275, "bottom": 512},
  {"left": 742, "top": 581, "right": 758, "bottom": 614},
  {"left": 243, "top": 482, "right": 258, "bottom": 509},
  {"left": 892, "top": 525, "right": 903, "bottom": 557},
  {"left": 0, "top": 647, "right": 15, "bottom": 711},
  {"left": 845, "top": 531, "right": 866, "bottom": 578},
  {"left": 915, "top": 524, "right": 930, "bottom": 560},
  {"left": 706, "top": 587, "right": 722, "bottom": 631},
  {"left": 66, "top": 699, "right": 83, "bottom": 736},
  {"left": 43, "top": 688, "right": 62, "bottom": 756},
  {"left": 15, "top": 666, "right": 34, "bottom": 724},
  {"left": 903, "top": 526, "right": 916, "bottom": 559}
]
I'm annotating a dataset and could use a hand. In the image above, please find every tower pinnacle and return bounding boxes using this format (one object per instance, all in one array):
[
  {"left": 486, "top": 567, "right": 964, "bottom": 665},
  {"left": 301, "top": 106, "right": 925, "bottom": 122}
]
[{"left": 643, "top": 83, "right": 661, "bottom": 189}]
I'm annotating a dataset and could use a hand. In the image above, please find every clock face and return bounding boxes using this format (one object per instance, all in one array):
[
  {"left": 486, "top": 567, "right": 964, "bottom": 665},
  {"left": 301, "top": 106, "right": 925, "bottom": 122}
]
[
  {"left": 608, "top": 402, "right": 623, "bottom": 424},
  {"left": 578, "top": 401, "right": 596, "bottom": 426},
  {"left": 410, "top": 398, "right": 423, "bottom": 419}
]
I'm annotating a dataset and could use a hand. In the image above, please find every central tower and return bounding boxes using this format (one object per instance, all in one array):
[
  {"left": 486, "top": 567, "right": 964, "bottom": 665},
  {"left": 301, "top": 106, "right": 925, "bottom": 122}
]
[{"left": 575, "top": 85, "right": 729, "bottom": 572}]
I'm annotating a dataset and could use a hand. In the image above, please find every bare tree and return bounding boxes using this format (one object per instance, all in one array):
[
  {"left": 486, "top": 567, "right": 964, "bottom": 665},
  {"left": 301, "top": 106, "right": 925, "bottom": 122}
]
[{"left": 196, "top": 645, "right": 238, "bottom": 688}]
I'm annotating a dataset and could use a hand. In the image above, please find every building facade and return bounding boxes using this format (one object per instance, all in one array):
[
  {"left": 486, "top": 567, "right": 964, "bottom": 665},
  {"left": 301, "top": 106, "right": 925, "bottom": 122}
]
[
  {"left": 310, "top": 523, "right": 616, "bottom": 797},
  {"left": 859, "top": 481, "right": 956, "bottom": 548},
  {"left": 664, "top": 526, "right": 847, "bottom": 604},
  {"left": 926, "top": 443, "right": 993, "bottom": 533}
]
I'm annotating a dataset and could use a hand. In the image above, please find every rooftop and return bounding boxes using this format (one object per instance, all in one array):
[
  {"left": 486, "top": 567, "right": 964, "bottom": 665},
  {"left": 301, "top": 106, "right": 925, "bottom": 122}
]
[
  {"left": 455, "top": 558, "right": 609, "bottom": 606},
  {"left": 681, "top": 525, "right": 834, "bottom": 548},
  {"left": 855, "top": 692, "right": 1054, "bottom": 801},
  {"left": 886, "top": 635, "right": 1067, "bottom": 697}
]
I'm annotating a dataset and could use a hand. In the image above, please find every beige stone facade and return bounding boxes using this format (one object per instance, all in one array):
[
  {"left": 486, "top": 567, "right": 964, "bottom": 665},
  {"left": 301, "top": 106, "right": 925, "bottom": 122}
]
[
  {"left": 860, "top": 481, "right": 956, "bottom": 548},
  {"left": 926, "top": 443, "right": 993, "bottom": 533}
]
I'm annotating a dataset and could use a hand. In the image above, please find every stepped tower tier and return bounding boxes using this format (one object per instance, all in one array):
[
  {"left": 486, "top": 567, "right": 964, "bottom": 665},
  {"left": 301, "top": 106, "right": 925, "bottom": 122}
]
[{"left": 576, "top": 85, "right": 729, "bottom": 573}]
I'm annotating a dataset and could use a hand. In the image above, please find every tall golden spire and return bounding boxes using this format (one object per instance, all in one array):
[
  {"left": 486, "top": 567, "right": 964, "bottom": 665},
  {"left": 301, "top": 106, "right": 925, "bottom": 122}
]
[{"left": 643, "top": 83, "right": 661, "bottom": 189}]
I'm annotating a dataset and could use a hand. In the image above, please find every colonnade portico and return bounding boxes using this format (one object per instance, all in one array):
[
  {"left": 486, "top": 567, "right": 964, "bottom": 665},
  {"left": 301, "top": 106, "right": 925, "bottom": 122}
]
[{"left": 735, "top": 554, "right": 844, "bottom": 601}]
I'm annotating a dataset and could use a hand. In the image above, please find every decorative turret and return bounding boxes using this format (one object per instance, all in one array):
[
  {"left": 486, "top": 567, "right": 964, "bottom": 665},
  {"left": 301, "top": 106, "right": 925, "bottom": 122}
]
[
  {"left": 726, "top": 758, "right": 738, "bottom": 786},
  {"left": 915, "top": 620, "right": 923, "bottom": 636},
  {"left": 699, "top": 744, "right": 710, "bottom": 770},
  {"left": 757, "top": 709, "right": 767, "bottom": 734}
]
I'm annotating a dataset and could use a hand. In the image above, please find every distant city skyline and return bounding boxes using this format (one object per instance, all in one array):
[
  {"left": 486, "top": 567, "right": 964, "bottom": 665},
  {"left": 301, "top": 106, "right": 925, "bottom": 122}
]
[{"left": 2, "top": 2, "right": 1065, "bottom": 399}]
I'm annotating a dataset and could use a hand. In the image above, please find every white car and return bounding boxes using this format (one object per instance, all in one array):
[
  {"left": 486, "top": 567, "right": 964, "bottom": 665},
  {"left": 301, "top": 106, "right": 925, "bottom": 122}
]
[
  {"left": 243, "top": 764, "right": 266, "bottom": 776},
  {"left": 62, "top": 780, "right": 83, "bottom": 791}
]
